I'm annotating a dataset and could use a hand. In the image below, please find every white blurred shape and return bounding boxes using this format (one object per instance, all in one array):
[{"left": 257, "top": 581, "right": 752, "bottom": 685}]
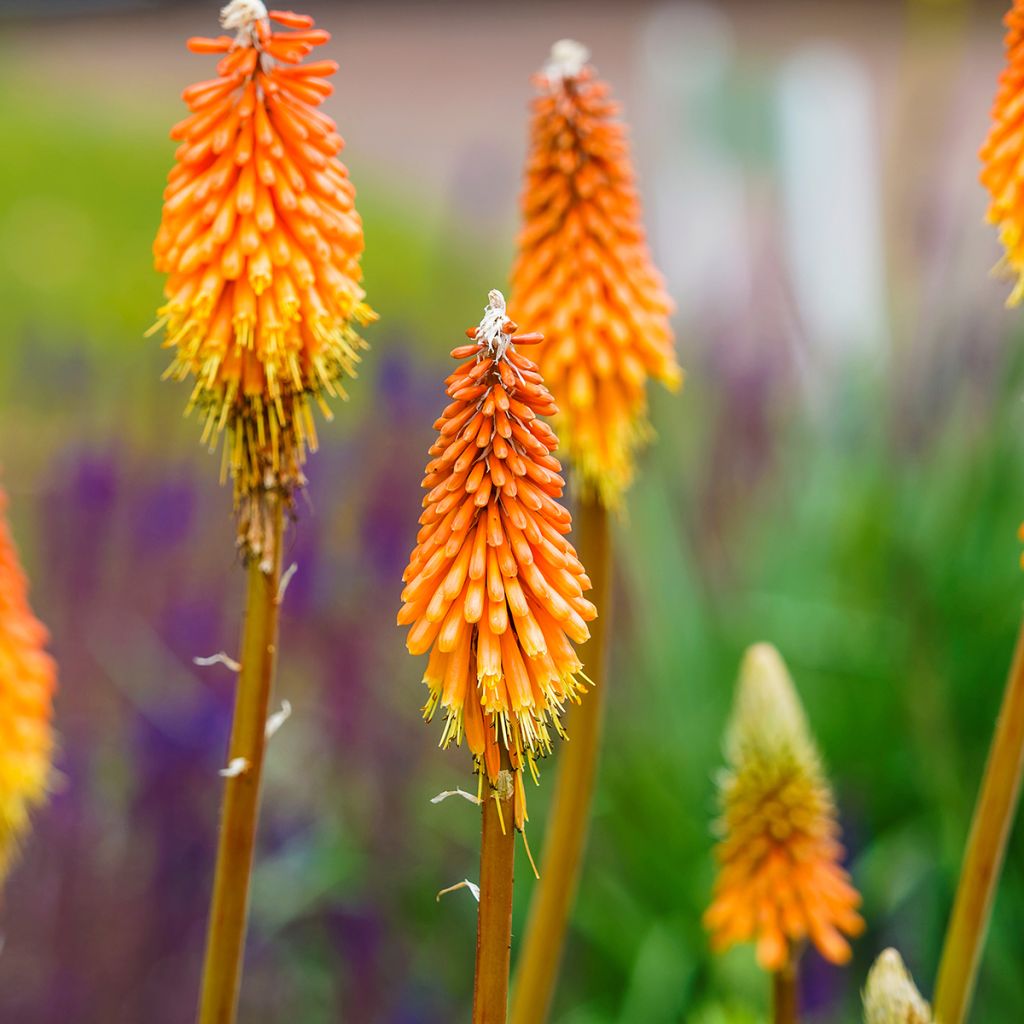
[
  {"left": 638, "top": 3, "right": 751, "bottom": 321},
  {"left": 776, "top": 46, "right": 888, "bottom": 361}
]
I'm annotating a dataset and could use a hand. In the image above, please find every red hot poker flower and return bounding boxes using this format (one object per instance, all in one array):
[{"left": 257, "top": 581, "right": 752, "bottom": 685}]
[
  {"left": 398, "top": 291, "right": 597, "bottom": 828},
  {"left": 0, "top": 487, "right": 57, "bottom": 887},
  {"left": 152, "top": 1, "right": 373, "bottom": 557}
]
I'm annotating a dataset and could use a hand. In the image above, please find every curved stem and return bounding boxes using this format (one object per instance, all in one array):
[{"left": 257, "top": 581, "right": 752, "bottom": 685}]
[
  {"left": 773, "top": 954, "right": 799, "bottom": 1024},
  {"left": 197, "top": 498, "right": 285, "bottom": 1024},
  {"left": 934, "top": 614, "right": 1024, "bottom": 1024},
  {"left": 510, "top": 496, "right": 611, "bottom": 1024},
  {"left": 473, "top": 767, "right": 517, "bottom": 1024}
]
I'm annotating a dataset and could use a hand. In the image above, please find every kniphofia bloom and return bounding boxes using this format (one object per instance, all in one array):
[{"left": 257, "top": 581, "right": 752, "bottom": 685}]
[
  {"left": 704, "top": 644, "right": 864, "bottom": 970},
  {"left": 981, "top": 1, "right": 1024, "bottom": 305},
  {"left": 151, "top": 0, "right": 374, "bottom": 556},
  {"left": 0, "top": 488, "right": 56, "bottom": 887},
  {"left": 510, "top": 40, "right": 682, "bottom": 507},
  {"left": 398, "top": 291, "right": 597, "bottom": 828}
]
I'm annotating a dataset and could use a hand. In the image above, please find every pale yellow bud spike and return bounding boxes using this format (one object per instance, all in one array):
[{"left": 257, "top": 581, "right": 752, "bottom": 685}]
[
  {"left": 863, "top": 949, "right": 933, "bottom": 1024},
  {"left": 726, "top": 642, "right": 818, "bottom": 774}
]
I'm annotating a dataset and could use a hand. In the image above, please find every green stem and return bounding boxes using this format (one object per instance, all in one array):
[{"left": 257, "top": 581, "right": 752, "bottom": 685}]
[
  {"left": 196, "top": 498, "right": 285, "bottom": 1024},
  {"left": 510, "top": 495, "right": 611, "bottom": 1024},
  {"left": 934, "top": 614, "right": 1024, "bottom": 1024}
]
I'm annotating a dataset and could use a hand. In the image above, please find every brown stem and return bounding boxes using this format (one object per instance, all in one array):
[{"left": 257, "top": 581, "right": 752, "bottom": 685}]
[
  {"left": 509, "top": 496, "right": 612, "bottom": 1024},
  {"left": 934, "top": 615, "right": 1024, "bottom": 1024},
  {"left": 773, "top": 953, "right": 799, "bottom": 1024},
  {"left": 473, "top": 767, "right": 517, "bottom": 1024},
  {"left": 196, "top": 497, "right": 285, "bottom": 1024}
]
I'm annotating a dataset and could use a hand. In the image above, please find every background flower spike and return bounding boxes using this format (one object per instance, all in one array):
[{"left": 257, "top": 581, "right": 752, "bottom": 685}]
[
  {"left": 151, "top": 0, "right": 375, "bottom": 560},
  {"left": 705, "top": 644, "right": 864, "bottom": 1021},
  {"left": 510, "top": 38, "right": 682, "bottom": 508},
  {"left": 0, "top": 487, "right": 57, "bottom": 894}
]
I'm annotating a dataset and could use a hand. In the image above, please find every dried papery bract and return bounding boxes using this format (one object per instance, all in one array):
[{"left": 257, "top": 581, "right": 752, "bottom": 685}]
[
  {"left": 399, "top": 290, "right": 597, "bottom": 824},
  {"left": 863, "top": 949, "right": 932, "bottom": 1024},
  {"left": 399, "top": 291, "right": 596, "bottom": 1024},
  {"left": 980, "top": 2, "right": 1024, "bottom": 306},
  {"left": 151, "top": 0, "right": 374, "bottom": 560},
  {"left": 0, "top": 488, "right": 56, "bottom": 891},
  {"left": 705, "top": 644, "right": 863, "bottom": 1020},
  {"left": 510, "top": 40, "right": 682, "bottom": 507}
]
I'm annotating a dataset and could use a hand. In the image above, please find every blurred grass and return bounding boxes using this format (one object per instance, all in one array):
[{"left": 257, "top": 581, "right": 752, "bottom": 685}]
[{"left": 3, "top": 33, "right": 1024, "bottom": 1024}]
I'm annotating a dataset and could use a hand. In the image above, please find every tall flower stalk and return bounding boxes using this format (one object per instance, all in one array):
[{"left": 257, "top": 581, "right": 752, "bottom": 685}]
[
  {"left": 934, "top": 7, "right": 1024, "bottom": 1020},
  {"left": 508, "top": 40, "right": 681, "bottom": 1023},
  {"left": 0, "top": 486, "right": 57, "bottom": 899},
  {"left": 398, "top": 291, "right": 597, "bottom": 1023},
  {"left": 150, "top": 3, "right": 372, "bottom": 1020},
  {"left": 704, "top": 644, "right": 864, "bottom": 1024}
]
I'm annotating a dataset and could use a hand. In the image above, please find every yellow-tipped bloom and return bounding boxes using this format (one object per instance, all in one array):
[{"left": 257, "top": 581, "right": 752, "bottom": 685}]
[
  {"left": 151, "top": 1, "right": 374, "bottom": 556},
  {"left": 510, "top": 40, "right": 682, "bottom": 508},
  {"left": 0, "top": 488, "right": 56, "bottom": 886},
  {"left": 863, "top": 949, "right": 932, "bottom": 1024},
  {"left": 980, "top": 1, "right": 1024, "bottom": 305},
  {"left": 398, "top": 291, "right": 597, "bottom": 829},
  {"left": 704, "top": 643, "right": 864, "bottom": 970}
]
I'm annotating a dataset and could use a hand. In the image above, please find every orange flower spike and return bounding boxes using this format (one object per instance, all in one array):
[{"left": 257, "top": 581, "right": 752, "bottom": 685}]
[
  {"left": 399, "top": 291, "right": 597, "bottom": 829},
  {"left": 981, "top": 2, "right": 1024, "bottom": 306},
  {"left": 704, "top": 644, "right": 864, "bottom": 971},
  {"left": 151, "top": 0, "right": 375, "bottom": 559},
  {"left": 0, "top": 489, "right": 57, "bottom": 888},
  {"left": 510, "top": 40, "right": 682, "bottom": 507}
]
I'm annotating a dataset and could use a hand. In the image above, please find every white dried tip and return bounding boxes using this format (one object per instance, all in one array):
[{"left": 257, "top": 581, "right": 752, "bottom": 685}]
[
  {"left": 545, "top": 39, "right": 590, "bottom": 80},
  {"left": 477, "top": 289, "right": 512, "bottom": 362},
  {"left": 436, "top": 879, "right": 480, "bottom": 903},
  {"left": 265, "top": 700, "right": 292, "bottom": 740},
  {"left": 219, "top": 757, "right": 250, "bottom": 778},
  {"left": 221, "top": 0, "right": 268, "bottom": 38},
  {"left": 194, "top": 651, "right": 242, "bottom": 672},
  {"left": 863, "top": 949, "right": 932, "bottom": 1024},
  {"left": 430, "top": 787, "right": 482, "bottom": 806}
]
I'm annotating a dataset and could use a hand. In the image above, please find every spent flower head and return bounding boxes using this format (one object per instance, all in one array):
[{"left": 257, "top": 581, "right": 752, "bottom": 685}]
[
  {"left": 704, "top": 644, "right": 864, "bottom": 970},
  {"left": 863, "top": 949, "right": 932, "bottom": 1024},
  {"left": 151, "top": 2, "right": 374, "bottom": 558},
  {"left": 398, "top": 291, "right": 597, "bottom": 828},
  {"left": 0, "top": 488, "right": 57, "bottom": 887},
  {"left": 510, "top": 41, "right": 682, "bottom": 507}
]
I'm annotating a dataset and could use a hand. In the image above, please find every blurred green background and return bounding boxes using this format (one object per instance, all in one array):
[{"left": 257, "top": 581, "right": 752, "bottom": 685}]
[{"left": 1, "top": 0, "right": 1023, "bottom": 1021}]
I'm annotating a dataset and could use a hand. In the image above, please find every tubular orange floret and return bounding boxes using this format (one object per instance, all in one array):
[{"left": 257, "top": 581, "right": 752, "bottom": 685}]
[
  {"left": 510, "top": 41, "right": 682, "bottom": 508},
  {"left": 981, "top": 2, "right": 1024, "bottom": 306},
  {"left": 399, "top": 291, "right": 597, "bottom": 829},
  {"left": 0, "top": 488, "right": 56, "bottom": 889},
  {"left": 704, "top": 644, "right": 864, "bottom": 971},
  {"left": 152, "top": 2, "right": 375, "bottom": 559}
]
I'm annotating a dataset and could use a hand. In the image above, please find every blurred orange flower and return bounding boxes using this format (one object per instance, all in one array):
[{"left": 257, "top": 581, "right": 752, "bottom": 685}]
[
  {"left": 0, "top": 488, "right": 56, "bottom": 887},
  {"left": 981, "top": 2, "right": 1024, "bottom": 305},
  {"left": 151, "top": 2, "right": 374, "bottom": 555},
  {"left": 510, "top": 41, "right": 682, "bottom": 507},
  {"left": 704, "top": 644, "right": 864, "bottom": 971},
  {"left": 398, "top": 291, "right": 597, "bottom": 828}
]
